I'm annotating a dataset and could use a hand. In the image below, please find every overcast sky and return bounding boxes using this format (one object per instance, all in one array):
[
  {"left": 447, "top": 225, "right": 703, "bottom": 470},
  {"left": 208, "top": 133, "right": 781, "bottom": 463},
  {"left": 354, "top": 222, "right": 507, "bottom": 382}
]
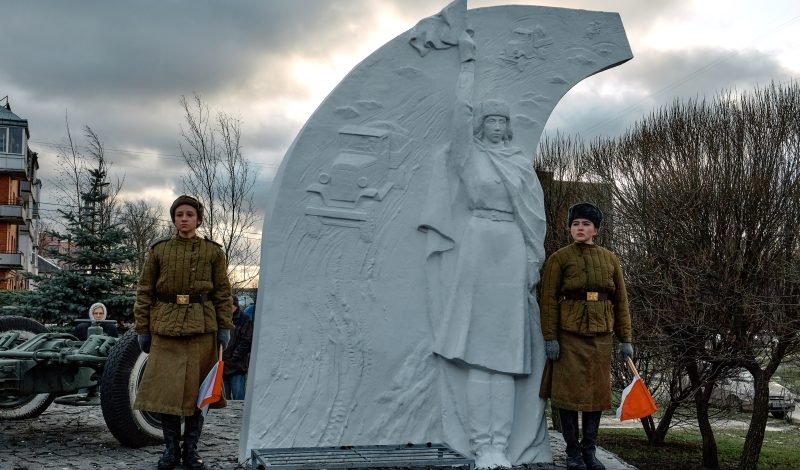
[{"left": 2, "top": 0, "right": 799, "bottom": 235}]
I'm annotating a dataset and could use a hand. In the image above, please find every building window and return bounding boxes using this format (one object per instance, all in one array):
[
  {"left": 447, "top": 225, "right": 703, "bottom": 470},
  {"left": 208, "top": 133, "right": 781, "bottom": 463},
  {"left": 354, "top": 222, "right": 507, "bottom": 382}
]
[
  {"left": 9, "top": 127, "right": 23, "bottom": 154},
  {"left": 0, "top": 127, "right": 24, "bottom": 155}
]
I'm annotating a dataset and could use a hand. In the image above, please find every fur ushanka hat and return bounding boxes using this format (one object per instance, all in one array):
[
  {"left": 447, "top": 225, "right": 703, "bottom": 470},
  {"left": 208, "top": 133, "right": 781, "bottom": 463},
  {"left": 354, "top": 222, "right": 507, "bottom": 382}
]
[
  {"left": 473, "top": 99, "right": 513, "bottom": 140},
  {"left": 567, "top": 202, "right": 603, "bottom": 228}
]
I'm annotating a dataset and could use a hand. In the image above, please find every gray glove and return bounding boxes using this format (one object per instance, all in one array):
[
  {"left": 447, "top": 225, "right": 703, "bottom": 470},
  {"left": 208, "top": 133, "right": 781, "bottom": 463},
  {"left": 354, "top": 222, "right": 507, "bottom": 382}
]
[
  {"left": 137, "top": 334, "right": 151, "bottom": 354},
  {"left": 619, "top": 342, "right": 634, "bottom": 362},
  {"left": 217, "top": 329, "right": 231, "bottom": 350},
  {"left": 544, "top": 340, "right": 560, "bottom": 361}
]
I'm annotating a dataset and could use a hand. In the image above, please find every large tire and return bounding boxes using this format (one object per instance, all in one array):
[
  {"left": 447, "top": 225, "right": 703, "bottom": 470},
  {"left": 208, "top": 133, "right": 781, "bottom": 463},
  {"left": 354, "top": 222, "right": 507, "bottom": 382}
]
[
  {"left": 0, "top": 316, "right": 56, "bottom": 420},
  {"left": 100, "top": 329, "right": 162, "bottom": 447}
]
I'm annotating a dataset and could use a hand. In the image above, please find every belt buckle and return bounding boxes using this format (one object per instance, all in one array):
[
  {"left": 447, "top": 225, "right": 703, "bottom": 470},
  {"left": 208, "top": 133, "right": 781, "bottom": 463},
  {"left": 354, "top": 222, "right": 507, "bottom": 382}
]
[
  {"left": 586, "top": 292, "right": 599, "bottom": 302},
  {"left": 176, "top": 294, "right": 190, "bottom": 305}
]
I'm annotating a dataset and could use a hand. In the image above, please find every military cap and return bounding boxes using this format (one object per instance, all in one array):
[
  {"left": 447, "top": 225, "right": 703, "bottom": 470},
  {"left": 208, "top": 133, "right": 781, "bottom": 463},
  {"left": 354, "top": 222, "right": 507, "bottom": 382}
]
[{"left": 170, "top": 195, "right": 204, "bottom": 223}]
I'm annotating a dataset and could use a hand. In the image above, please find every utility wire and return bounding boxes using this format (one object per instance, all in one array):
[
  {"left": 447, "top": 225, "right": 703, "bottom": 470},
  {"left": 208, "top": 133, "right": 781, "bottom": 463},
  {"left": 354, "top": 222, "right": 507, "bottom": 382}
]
[
  {"left": 36, "top": 203, "right": 264, "bottom": 241},
  {"left": 28, "top": 138, "right": 281, "bottom": 169}
]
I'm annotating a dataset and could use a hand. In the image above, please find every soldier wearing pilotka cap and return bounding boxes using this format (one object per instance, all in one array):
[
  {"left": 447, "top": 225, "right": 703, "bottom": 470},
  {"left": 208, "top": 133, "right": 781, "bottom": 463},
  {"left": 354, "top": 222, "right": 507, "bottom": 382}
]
[
  {"left": 538, "top": 202, "right": 634, "bottom": 470},
  {"left": 133, "top": 195, "right": 233, "bottom": 470}
]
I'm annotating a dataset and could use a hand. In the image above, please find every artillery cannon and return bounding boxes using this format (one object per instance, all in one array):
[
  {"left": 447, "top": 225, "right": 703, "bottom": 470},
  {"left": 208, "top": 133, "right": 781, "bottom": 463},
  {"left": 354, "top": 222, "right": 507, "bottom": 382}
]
[{"left": 0, "top": 315, "right": 162, "bottom": 447}]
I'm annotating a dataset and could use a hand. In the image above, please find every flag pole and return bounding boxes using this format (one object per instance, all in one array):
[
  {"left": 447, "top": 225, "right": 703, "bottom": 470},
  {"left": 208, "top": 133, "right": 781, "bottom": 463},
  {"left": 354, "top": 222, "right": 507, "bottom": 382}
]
[
  {"left": 219, "top": 344, "right": 223, "bottom": 361},
  {"left": 626, "top": 356, "right": 639, "bottom": 377}
]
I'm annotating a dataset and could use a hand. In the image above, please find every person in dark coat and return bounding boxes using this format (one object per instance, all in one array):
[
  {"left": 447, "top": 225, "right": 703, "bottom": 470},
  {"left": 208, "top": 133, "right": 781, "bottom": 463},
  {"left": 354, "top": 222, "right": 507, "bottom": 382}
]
[
  {"left": 222, "top": 296, "right": 253, "bottom": 400},
  {"left": 74, "top": 302, "right": 118, "bottom": 399},
  {"left": 74, "top": 302, "right": 118, "bottom": 341},
  {"left": 133, "top": 195, "right": 233, "bottom": 470},
  {"left": 539, "top": 202, "right": 633, "bottom": 470}
]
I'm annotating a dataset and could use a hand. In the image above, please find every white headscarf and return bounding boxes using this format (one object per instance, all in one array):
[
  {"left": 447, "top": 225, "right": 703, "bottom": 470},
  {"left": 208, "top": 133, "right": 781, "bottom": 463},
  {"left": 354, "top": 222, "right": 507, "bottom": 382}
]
[{"left": 88, "top": 302, "right": 107, "bottom": 320}]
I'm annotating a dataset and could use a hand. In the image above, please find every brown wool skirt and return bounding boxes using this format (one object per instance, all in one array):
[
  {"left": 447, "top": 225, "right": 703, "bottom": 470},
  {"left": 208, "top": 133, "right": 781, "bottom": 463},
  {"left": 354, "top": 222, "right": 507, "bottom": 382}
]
[
  {"left": 548, "top": 331, "right": 613, "bottom": 412},
  {"left": 133, "top": 333, "right": 226, "bottom": 416}
]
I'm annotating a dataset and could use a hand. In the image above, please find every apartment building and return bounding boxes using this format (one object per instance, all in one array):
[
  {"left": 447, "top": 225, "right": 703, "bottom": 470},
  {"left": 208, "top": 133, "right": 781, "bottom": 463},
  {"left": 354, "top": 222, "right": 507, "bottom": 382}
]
[{"left": 0, "top": 100, "right": 41, "bottom": 289}]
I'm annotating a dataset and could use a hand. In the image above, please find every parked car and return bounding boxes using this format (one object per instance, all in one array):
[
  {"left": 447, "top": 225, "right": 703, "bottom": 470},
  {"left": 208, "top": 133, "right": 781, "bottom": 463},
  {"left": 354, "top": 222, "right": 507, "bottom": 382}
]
[{"left": 710, "top": 369, "right": 796, "bottom": 419}]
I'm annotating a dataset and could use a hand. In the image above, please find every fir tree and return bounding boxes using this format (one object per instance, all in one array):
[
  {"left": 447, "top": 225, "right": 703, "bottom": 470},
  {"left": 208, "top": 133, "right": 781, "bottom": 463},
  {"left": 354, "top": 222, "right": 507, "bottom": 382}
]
[{"left": 19, "top": 157, "right": 137, "bottom": 325}]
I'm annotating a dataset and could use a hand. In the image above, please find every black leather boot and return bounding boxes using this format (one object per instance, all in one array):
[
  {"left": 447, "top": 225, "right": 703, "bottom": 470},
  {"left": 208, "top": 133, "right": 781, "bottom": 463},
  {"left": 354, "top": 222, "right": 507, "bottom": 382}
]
[
  {"left": 157, "top": 414, "right": 182, "bottom": 470},
  {"left": 559, "top": 409, "right": 587, "bottom": 470},
  {"left": 581, "top": 411, "right": 606, "bottom": 470},
  {"left": 182, "top": 411, "right": 207, "bottom": 470}
]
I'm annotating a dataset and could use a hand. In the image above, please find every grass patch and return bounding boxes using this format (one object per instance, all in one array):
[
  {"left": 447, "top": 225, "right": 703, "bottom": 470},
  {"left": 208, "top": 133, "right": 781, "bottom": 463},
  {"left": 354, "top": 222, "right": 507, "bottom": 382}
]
[{"left": 598, "top": 427, "right": 800, "bottom": 469}]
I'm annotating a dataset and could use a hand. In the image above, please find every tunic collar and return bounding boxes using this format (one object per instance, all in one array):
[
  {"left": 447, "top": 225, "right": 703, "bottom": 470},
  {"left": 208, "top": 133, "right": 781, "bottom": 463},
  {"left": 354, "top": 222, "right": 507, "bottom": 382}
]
[
  {"left": 572, "top": 241, "right": 597, "bottom": 249},
  {"left": 174, "top": 234, "right": 200, "bottom": 243}
]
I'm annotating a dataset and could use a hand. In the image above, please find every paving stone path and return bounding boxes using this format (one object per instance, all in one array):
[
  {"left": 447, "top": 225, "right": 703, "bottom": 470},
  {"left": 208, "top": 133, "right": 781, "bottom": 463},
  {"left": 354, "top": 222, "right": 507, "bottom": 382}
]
[{"left": 0, "top": 401, "right": 635, "bottom": 469}]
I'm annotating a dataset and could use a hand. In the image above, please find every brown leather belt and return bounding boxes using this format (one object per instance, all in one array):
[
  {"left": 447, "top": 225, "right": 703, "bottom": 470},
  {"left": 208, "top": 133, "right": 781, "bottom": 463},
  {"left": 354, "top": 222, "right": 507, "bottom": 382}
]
[
  {"left": 156, "top": 293, "right": 209, "bottom": 305},
  {"left": 562, "top": 291, "right": 609, "bottom": 301}
]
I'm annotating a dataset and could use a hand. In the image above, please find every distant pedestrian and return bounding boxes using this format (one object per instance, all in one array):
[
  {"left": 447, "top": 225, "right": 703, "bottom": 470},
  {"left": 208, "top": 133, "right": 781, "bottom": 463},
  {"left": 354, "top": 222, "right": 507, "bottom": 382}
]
[
  {"left": 132, "top": 195, "right": 233, "bottom": 470},
  {"left": 74, "top": 302, "right": 118, "bottom": 341},
  {"left": 74, "top": 302, "right": 118, "bottom": 399},
  {"left": 539, "top": 202, "right": 634, "bottom": 470},
  {"left": 222, "top": 296, "right": 253, "bottom": 400}
]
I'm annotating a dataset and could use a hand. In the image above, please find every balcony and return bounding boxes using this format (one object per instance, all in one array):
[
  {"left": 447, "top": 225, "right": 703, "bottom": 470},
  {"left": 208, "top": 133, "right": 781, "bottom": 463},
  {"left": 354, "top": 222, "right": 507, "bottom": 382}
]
[
  {"left": 0, "top": 200, "right": 23, "bottom": 223},
  {"left": 0, "top": 252, "right": 22, "bottom": 269},
  {"left": 0, "top": 154, "right": 26, "bottom": 176},
  {"left": 19, "top": 180, "right": 40, "bottom": 203}
]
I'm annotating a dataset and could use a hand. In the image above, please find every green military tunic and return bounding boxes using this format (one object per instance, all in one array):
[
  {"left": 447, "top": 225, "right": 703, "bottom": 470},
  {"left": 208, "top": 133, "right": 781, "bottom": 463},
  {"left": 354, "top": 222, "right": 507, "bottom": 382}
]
[
  {"left": 539, "top": 242, "right": 632, "bottom": 411},
  {"left": 133, "top": 235, "right": 233, "bottom": 416}
]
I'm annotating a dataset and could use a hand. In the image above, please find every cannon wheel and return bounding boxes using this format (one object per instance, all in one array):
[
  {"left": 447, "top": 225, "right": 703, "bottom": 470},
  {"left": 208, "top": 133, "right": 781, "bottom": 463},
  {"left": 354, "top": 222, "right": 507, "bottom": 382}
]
[
  {"left": 100, "top": 330, "right": 162, "bottom": 447},
  {"left": 0, "top": 316, "right": 57, "bottom": 420}
]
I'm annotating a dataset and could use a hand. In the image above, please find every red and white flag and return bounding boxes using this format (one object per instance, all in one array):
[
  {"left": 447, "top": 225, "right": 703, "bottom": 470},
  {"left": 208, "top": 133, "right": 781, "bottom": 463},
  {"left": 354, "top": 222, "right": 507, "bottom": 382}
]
[
  {"left": 616, "top": 357, "right": 658, "bottom": 421},
  {"left": 197, "top": 347, "right": 225, "bottom": 416}
]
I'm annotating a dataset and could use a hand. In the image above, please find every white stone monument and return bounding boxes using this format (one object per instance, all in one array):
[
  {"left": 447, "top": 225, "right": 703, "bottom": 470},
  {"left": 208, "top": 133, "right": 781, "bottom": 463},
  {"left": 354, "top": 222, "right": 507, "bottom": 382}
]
[{"left": 241, "top": 1, "right": 631, "bottom": 467}]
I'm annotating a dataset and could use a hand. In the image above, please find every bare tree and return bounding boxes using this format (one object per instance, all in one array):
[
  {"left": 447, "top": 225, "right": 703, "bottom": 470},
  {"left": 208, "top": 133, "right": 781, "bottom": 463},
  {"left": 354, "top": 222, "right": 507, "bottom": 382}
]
[
  {"left": 116, "top": 200, "right": 171, "bottom": 277},
  {"left": 178, "top": 93, "right": 261, "bottom": 287},
  {"left": 48, "top": 117, "right": 122, "bottom": 230},
  {"left": 585, "top": 82, "right": 800, "bottom": 469},
  {"left": 36, "top": 220, "right": 54, "bottom": 255},
  {"left": 50, "top": 113, "right": 87, "bottom": 217}
]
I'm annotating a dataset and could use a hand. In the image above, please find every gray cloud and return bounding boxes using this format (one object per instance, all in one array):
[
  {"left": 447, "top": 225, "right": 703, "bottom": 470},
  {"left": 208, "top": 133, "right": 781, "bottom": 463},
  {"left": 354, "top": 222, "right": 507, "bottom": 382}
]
[
  {"left": 1, "top": 1, "right": 390, "bottom": 100},
  {"left": 543, "top": 46, "right": 795, "bottom": 141},
  {"left": 2, "top": 0, "right": 796, "bottom": 234}
]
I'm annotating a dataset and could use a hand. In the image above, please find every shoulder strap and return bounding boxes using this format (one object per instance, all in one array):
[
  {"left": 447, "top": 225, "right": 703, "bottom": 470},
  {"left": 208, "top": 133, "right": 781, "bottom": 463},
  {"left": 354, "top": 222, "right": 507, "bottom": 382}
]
[
  {"left": 203, "top": 236, "right": 223, "bottom": 248},
  {"left": 150, "top": 237, "right": 171, "bottom": 249}
]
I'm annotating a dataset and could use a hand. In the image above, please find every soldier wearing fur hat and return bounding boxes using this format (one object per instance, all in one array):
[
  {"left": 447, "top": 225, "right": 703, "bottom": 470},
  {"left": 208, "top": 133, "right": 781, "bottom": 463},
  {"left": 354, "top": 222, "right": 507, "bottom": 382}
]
[
  {"left": 539, "top": 202, "right": 633, "bottom": 470},
  {"left": 133, "top": 195, "right": 233, "bottom": 470}
]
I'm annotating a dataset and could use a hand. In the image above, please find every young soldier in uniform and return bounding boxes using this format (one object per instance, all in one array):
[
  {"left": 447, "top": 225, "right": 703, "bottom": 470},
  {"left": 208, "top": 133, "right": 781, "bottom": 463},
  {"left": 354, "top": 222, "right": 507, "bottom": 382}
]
[
  {"left": 539, "top": 203, "right": 634, "bottom": 470},
  {"left": 133, "top": 195, "right": 233, "bottom": 470}
]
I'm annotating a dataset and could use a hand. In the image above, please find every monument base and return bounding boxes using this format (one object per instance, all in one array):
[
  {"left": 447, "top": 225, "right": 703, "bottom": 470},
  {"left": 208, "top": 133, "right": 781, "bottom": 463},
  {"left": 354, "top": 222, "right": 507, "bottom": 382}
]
[{"left": 251, "top": 443, "right": 474, "bottom": 470}]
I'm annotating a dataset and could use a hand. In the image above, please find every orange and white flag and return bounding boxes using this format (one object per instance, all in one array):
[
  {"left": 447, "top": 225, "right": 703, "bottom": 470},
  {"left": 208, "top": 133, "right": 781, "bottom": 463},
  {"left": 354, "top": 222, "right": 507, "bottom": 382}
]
[
  {"left": 616, "top": 357, "right": 657, "bottom": 421},
  {"left": 616, "top": 375, "right": 658, "bottom": 421},
  {"left": 197, "top": 347, "right": 225, "bottom": 416}
]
